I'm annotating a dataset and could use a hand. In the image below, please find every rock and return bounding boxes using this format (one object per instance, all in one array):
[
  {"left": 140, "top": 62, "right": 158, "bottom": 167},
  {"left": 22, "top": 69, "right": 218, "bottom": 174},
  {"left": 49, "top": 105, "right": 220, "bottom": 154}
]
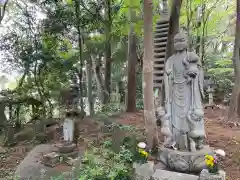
[
  {"left": 55, "top": 143, "right": 76, "bottom": 153},
  {"left": 151, "top": 169, "right": 198, "bottom": 180},
  {"left": 199, "top": 169, "right": 226, "bottom": 180},
  {"left": 133, "top": 161, "right": 154, "bottom": 180},
  {"left": 0, "top": 146, "right": 6, "bottom": 153},
  {"left": 41, "top": 152, "right": 60, "bottom": 167},
  {"left": 14, "top": 144, "right": 63, "bottom": 180}
]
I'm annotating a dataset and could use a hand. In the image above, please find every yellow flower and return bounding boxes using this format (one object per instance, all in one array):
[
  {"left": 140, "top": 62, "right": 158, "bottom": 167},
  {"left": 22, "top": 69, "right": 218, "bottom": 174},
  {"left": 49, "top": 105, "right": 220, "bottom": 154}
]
[
  {"left": 205, "top": 154, "right": 214, "bottom": 161},
  {"left": 139, "top": 149, "right": 149, "bottom": 157},
  {"left": 205, "top": 159, "right": 214, "bottom": 167}
]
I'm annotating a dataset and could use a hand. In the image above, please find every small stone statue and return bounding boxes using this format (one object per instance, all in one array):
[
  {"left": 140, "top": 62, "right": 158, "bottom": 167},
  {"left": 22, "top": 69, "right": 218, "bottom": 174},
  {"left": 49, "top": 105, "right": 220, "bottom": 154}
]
[
  {"left": 156, "top": 107, "right": 175, "bottom": 149},
  {"left": 187, "top": 109, "right": 205, "bottom": 151},
  {"left": 63, "top": 112, "right": 74, "bottom": 143}
]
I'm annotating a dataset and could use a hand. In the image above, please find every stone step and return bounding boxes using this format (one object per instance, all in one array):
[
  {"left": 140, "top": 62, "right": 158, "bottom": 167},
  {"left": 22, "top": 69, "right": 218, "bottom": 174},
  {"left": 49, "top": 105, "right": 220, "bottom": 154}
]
[
  {"left": 156, "top": 23, "right": 169, "bottom": 29},
  {"left": 156, "top": 20, "right": 169, "bottom": 26},
  {"left": 154, "top": 64, "right": 165, "bottom": 68},
  {"left": 153, "top": 76, "right": 164, "bottom": 81},
  {"left": 154, "top": 36, "right": 168, "bottom": 42},
  {"left": 154, "top": 32, "right": 168, "bottom": 38},
  {"left": 154, "top": 70, "right": 164, "bottom": 74},
  {"left": 153, "top": 83, "right": 162, "bottom": 88},
  {"left": 151, "top": 169, "right": 198, "bottom": 180},
  {"left": 154, "top": 57, "right": 165, "bottom": 61},
  {"left": 155, "top": 27, "right": 169, "bottom": 33},
  {"left": 154, "top": 47, "right": 166, "bottom": 52},
  {"left": 154, "top": 42, "right": 167, "bottom": 47}
]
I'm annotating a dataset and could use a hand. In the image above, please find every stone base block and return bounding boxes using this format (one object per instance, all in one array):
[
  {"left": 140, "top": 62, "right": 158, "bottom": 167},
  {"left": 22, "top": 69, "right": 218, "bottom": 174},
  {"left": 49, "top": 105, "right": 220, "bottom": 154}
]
[
  {"left": 42, "top": 152, "right": 60, "bottom": 167},
  {"left": 55, "top": 143, "right": 76, "bottom": 153},
  {"left": 199, "top": 169, "right": 226, "bottom": 180},
  {"left": 133, "top": 161, "right": 154, "bottom": 180},
  {"left": 152, "top": 169, "right": 198, "bottom": 180},
  {"left": 159, "top": 145, "right": 213, "bottom": 173}
]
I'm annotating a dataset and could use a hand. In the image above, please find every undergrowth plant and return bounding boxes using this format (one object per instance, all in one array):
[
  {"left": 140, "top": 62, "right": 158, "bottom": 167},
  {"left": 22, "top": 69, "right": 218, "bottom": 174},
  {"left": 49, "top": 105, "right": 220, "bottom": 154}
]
[{"left": 78, "top": 143, "right": 134, "bottom": 180}]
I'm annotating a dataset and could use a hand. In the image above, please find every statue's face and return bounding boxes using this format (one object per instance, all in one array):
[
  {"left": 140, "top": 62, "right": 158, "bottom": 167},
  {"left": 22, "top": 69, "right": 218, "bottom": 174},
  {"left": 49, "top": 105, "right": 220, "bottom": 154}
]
[{"left": 174, "top": 34, "right": 188, "bottom": 51}]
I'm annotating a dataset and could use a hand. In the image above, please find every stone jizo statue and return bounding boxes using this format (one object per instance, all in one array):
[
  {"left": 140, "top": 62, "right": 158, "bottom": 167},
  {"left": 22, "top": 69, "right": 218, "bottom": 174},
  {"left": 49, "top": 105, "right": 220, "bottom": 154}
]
[
  {"left": 163, "top": 32, "right": 205, "bottom": 151},
  {"left": 63, "top": 112, "right": 74, "bottom": 143},
  {"left": 156, "top": 106, "right": 175, "bottom": 149}
]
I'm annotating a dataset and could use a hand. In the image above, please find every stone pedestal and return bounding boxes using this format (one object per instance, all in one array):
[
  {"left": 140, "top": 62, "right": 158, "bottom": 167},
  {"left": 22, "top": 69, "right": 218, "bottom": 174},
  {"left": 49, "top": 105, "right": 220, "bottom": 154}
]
[
  {"left": 152, "top": 169, "right": 198, "bottom": 180},
  {"left": 55, "top": 143, "right": 76, "bottom": 154},
  {"left": 199, "top": 169, "right": 226, "bottom": 180},
  {"left": 133, "top": 161, "right": 154, "bottom": 180},
  {"left": 159, "top": 145, "right": 213, "bottom": 173},
  {"left": 42, "top": 152, "right": 60, "bottom": 167}
]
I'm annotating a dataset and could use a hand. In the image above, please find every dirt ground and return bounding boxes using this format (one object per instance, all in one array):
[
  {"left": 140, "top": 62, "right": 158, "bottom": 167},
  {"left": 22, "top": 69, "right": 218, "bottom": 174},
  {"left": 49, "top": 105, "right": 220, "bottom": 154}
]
[{"left": 0, "top": 106, "right": 240, "bottom": 179}]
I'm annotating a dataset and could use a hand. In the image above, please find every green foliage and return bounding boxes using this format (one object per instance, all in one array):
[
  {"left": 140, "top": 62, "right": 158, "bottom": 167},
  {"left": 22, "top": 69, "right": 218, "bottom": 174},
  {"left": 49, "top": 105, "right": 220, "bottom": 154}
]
[{"left": 77, "top": 142, "right": 133, "bottom": 180}]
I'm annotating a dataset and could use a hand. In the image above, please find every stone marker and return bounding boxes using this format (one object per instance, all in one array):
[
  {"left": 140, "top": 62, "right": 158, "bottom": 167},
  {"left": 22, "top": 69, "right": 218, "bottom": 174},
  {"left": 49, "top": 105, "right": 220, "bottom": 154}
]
[
  {"left": 41, "top": 152, "right": 60, "bottom": 167},
  {"left": 151, "top": 169, "right": 198, "bottom": 180},
  {"left": 133, "top": 161, "right": 154, "bottom": 180},
  {"left": 111, "top": 126, "right": 125, "bottom": 153},
  {"left": 199, "top": 169, "right": 226, "bottom": 180}
]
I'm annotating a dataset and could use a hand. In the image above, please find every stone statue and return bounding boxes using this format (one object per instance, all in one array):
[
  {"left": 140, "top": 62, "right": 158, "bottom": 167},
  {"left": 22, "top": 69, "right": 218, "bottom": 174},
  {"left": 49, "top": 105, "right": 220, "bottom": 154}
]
[
  {"left": 156, "top": 106, "right": 174, "bottom": 149},
  {"left": 186, "top": 109, "right": 205, "bottom": 152},
  {"left": 158, "top": 32, "right": 213, "bottom": 173},
  {"left": 163, "top": 32, "right": 205, "bottom": 151},
  {"left": 63, "top": 112, "right": 74, "bottom": 143}
]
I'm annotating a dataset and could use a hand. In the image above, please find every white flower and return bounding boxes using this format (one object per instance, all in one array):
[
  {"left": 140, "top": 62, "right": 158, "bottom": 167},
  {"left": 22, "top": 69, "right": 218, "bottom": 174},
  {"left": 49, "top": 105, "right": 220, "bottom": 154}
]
[
  {"left": 215, "top": 149, "right": 226, "bottom": 157},
  {"left": 137, "top": 142, "right": 146, "bottom": 149}
]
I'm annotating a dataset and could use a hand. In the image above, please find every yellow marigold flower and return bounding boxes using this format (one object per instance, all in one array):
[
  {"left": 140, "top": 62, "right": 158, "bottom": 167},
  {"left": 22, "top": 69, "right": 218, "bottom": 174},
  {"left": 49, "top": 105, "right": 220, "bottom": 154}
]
[
  {"left": 205, "top": 159, "right": 214, "bottom": 167},
  {"left": 205, "top": 154, "right": 214, "bottom": 161},
  {"left": 139, "top": 149, "right": 148, "bottom": 157}
]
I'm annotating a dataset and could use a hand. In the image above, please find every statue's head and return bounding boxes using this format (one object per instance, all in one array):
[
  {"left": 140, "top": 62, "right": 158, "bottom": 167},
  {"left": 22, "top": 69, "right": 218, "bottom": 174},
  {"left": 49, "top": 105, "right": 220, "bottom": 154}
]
[
  {"left": 174, "top": 32, "right": 188, "bottom": 52},
  {"left": 190, "top": 109, "right": 204, "bottom": 121},
  {"left": 157, "top": 106, "right": 165, "bottom": 117}
]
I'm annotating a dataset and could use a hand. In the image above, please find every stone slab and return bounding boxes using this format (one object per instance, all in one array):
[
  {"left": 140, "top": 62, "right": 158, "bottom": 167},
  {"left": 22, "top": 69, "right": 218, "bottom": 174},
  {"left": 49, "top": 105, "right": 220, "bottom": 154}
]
[
  {"left": 151, "top": 169, "right": 198, "bottom": 180},
  {"left": 14, "top": 144, "right": 84, "bottom": 180},
  {"left": 159, "top": 145, "right": 213, "bottom": 173},
  {"left": 199, "top": 169, "right": 226, "bottom": 180}
]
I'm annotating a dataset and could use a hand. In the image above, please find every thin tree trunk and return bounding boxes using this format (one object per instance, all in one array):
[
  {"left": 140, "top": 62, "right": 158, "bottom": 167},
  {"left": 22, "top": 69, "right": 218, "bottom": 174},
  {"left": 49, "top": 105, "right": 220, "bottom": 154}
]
[
  {"left": 103, "top": 0, "right": 112, "bottom": 104},
  {"left": 94, "top": 55, "right": 106, "bottom": 104},
  {"left": 126, "top": 9, "right": 137, "bottom": 112},
  {"left": 74, "top": 0, "right": 84, "bottom": 113},
  {"left": 165, "top": 0, "right": 183, "bottom": 59},
  {"left": 86, "top": 57, "right": 94, "bottom": 116},
  {"left": 143, "top": 0, "right": 156, "bottom": 150},
  {"left": 228, "top": 0, "right": 240, "bottom": 122}
]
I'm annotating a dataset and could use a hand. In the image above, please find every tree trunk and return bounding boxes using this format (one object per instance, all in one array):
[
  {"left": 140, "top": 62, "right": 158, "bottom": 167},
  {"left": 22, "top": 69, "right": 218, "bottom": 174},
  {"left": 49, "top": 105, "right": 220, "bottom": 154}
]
[
  {"left": 165, "top": 0, "right": 183, "bottom": 59},
  {"left": 86, "top": 57, "right": 94, "bottom": 116},
  {"left": 143, "top": 0, "right": 156, "bottom": 151},
  {"left": 161, "top": 0, "right": 183, "bottom": 106},
  {"left": 126, "top": 9, "right": 137, "bottom": 112},
  {"left": 74, "top": 0, "right": 84, "bottom": 113},
  {"left": 228, "top": 0, "right": 240, "bottom": 122},
  {"left": 94, "top": 55, "right": 106, "bottom": 104},
  {"left": 103, "top": 0, "right": 112, "bottom": 104}
]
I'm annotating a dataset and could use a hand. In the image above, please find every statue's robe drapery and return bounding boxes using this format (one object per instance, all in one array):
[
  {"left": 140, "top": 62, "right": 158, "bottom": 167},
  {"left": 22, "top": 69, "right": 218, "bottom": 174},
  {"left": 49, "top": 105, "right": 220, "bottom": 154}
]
[{"left": 164, "top": 51, "right": 204, "bottom": 148}]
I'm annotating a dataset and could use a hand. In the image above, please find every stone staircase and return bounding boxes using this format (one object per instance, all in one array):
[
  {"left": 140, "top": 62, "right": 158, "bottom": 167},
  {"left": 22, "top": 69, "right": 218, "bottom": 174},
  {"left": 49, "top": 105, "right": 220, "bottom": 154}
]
[{"left": 153, "top": 19, "right": 169, "bottom": 89}]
